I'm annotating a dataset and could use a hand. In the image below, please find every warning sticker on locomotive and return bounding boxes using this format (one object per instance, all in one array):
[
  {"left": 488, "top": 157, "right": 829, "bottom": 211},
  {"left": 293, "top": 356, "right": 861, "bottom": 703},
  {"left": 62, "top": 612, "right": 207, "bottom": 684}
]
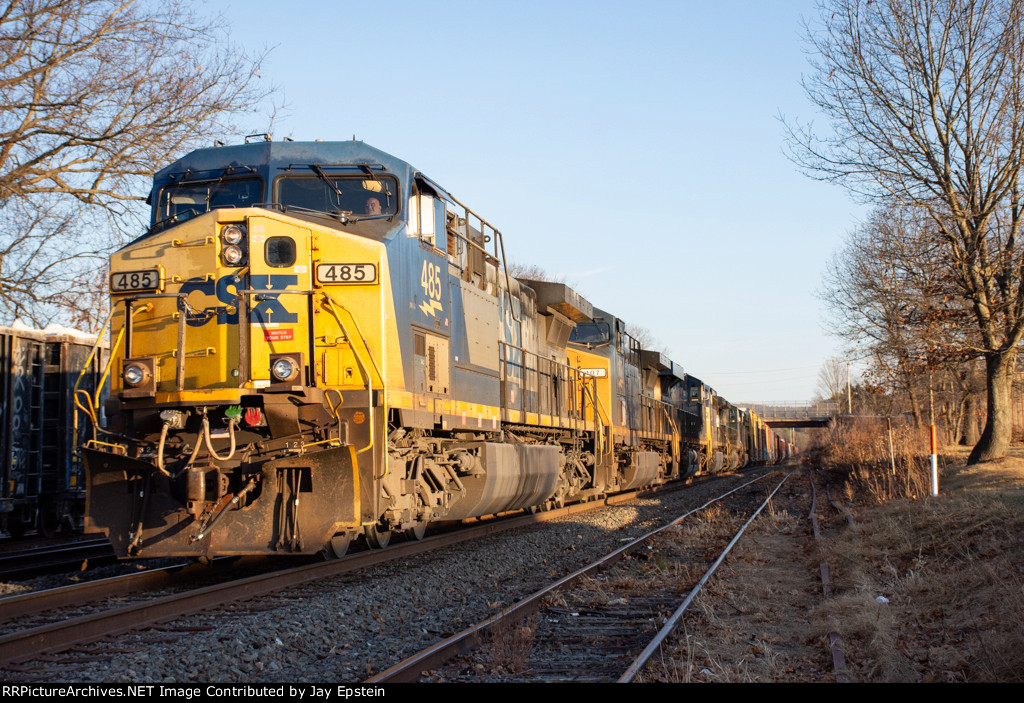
[
  {"left": 110, "top": 269, "right": 161, "bottom": 292},
  {"left": 263, "top": 328, "right": 294, "bottom": 342},
  {"left": 316, "top": 263, "right": 377, "bottom": 284}
]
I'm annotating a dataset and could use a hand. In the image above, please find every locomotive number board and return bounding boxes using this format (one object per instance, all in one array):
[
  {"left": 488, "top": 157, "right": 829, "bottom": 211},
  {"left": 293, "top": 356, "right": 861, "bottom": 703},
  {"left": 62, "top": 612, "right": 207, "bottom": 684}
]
[
  {"left": 316, "top": 263, "right": 378, "bottom": 284},
  {"left": 110, "top": 269, "right": 162, "bottom": 292}
]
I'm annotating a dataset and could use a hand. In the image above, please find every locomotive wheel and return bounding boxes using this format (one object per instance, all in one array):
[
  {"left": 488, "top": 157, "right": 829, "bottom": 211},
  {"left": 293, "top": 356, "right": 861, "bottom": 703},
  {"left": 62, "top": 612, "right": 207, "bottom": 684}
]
[
  {"left": 364, "top": 523, "right": 391, "bottom": 549},
  {"left": 323, "top": 532, "right": 354, "bottom": 559},
  {"left": 710, "top": 451, "right": 725, "bottom": 474},
  {"left": 404, "top": 522, "right": 427, "bottom": 541}
]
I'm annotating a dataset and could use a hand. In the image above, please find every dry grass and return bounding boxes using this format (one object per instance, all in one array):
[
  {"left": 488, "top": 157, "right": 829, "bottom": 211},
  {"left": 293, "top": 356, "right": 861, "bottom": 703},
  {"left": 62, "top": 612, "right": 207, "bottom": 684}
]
[
  {"left": 639, "top": 446, "right": 1024, "bottom": 683},
  {"left": 486, "top": 614, "right": 538, "bottom": 674},
  {"left": 801, "top": 432, "right": 1024, "bottom": 681},
  {"left": 815, "top": 489, "right": 1024, "bottom": 681},
  {"left": 808, "top": 418, "right": 945, "bottom": 502}
]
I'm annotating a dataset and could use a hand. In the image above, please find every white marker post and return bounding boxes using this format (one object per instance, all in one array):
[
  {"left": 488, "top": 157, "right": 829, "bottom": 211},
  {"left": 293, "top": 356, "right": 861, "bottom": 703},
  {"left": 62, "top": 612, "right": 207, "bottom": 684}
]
[{"left": 930, "top": 424, "right": 939, "bottom": 497}]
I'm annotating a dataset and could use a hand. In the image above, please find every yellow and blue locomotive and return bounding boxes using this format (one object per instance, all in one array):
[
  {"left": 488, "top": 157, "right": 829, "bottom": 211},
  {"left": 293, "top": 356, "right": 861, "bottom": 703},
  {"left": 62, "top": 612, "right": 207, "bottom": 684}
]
[{"left": 83, "top": 138, "right": 787, "bottom": 558}]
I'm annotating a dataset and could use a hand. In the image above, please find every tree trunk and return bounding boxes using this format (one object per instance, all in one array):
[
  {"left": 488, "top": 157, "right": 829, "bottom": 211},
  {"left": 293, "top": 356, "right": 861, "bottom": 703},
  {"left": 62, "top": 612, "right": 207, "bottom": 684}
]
[
  {"left": 968, "top": 352, "right": 1014, "bottom": 464},
  {"left": 961, "top": 395, "right": 980, "bottom": 446},
  {"left": 905, "top": 373, "right": 923, "bottom": 428}
]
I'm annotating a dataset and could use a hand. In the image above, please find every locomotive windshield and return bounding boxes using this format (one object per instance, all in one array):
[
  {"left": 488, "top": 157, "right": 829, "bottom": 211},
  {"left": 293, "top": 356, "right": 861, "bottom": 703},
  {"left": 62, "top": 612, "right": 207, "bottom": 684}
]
[
  {"left": 569, "top": 321, "right": 612, "bottom": 346},
  {"left": 154, "top": 176, "right": 263, "bottom": 231},
  {"left": 276, "top": 174, "right": 399, "bottom": 219}
]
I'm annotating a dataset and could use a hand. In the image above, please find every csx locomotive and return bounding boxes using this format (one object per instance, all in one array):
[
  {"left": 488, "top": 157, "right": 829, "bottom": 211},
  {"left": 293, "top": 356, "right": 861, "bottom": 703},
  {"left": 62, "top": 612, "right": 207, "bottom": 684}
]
[{"left": 82, "top": 138, "right": 790, "bottom": 558}]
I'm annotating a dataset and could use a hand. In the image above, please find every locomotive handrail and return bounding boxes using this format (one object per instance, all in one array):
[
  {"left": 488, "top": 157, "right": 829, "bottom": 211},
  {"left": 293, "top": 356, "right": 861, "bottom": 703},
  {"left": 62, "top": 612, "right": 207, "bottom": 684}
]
[
  {"left": 319, "top": 294, "right": 384, "bottom": 388},
  {"left": 72, "top": 306, "right": 114, "bottom": 405},
  {"left": 113, "top": 292, "right": 194, "bottom": 392},
  {"left": 444, "top": 222, "right": 499, "bottom": 265},
  {"left": 76, "top": 302, "right": 152, "bottom": 440},
  {"left": 320, "top": 294, "right": 383, "bottom": 460},
  {"left": 579, "top": 377, "right": 607, "bottom": 464},
  {"left": 660, "top": 404, "right": 681, "bottom": 465},
  {"left": 495, "top": 228, "right": 519, "bottom": 326},
  {"left": 71, "top": 306, "right": 116, "bottom": 444},
  {"left": 498, "top": 341, "right": 593, "bottom": 428},
  {"left": 640, "top": 394, "right": 679, "bottom": 436},
  {"left": 592, "top": 384, "right": 613, "bottom": 457},
  {"left": 442, "top": 190, "right": 520, "bottom": 326}
]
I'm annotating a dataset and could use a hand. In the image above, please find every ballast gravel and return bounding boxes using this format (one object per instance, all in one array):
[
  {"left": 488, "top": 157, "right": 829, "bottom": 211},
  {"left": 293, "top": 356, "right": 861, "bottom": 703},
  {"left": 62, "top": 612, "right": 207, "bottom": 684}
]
[{"left": 1, "top": 471, "right": 765, "bottom": 683}]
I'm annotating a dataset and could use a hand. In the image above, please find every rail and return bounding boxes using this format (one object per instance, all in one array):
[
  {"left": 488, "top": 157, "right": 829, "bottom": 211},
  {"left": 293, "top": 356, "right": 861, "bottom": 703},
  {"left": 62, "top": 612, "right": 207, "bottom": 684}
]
[
  {"left": 619, "top": 471, "right": 793, "bottom": 681},
  {"left": 368, "top": 472, "right": 781, "bottom": 683}
]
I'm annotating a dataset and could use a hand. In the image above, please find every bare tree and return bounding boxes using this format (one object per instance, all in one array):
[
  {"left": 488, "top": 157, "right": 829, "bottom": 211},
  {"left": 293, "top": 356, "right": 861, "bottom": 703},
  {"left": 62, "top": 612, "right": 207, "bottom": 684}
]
[
  {"left": 0, "top": 0, "right": 272, "bottom": 327},
  {"left": 789, "top": 0, "right": 1024, "bottom": 462},
  {"left": 816, "top": 356, "right": 849, "bottom": 405},
  {"left": 506, "top": 261, "right": 570, "bottom": 283},
  {"left": 821, "top": 204, "right": 980, "bottom": 425}
]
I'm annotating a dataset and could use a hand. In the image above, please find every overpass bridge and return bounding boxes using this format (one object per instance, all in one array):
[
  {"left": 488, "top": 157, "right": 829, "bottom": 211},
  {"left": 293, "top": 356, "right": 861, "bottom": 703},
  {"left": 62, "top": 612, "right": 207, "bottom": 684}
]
[{"left": 737, "top": 401, "right": 839, "bottom": 428}]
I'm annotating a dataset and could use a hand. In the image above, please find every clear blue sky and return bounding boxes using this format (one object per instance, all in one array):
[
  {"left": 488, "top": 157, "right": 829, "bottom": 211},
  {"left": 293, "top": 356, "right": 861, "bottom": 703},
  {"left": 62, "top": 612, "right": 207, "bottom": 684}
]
[{"left": 211, "top": 0, "right": 864, "bottom": 402}]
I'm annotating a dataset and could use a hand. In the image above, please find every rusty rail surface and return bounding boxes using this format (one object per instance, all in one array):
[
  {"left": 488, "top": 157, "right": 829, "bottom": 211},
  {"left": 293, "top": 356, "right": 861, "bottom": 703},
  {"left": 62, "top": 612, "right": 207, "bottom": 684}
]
[
  {"left": 367, "top": 472, "right": 779, "bottom": 683},
  {"left": 808, "top": 469, "right": 852, "bottom": 683},
  {"left": 0, "top": 485, "right": 663, "bottom": 669},
  {"left": 619, "top": 471, "right": 792, "bottom": 681}
]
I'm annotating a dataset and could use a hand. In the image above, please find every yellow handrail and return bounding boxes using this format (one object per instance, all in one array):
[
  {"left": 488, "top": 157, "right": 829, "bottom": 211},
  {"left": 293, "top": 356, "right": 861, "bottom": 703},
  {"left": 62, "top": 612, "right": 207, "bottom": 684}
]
[
  {"left": 320, "top": 295, "right": 383, "bottom": 461},
  {"left": 73, "top": 304, "right": 148, "bottom": 441},
  {"left": 580, "top": 377, "right": 612, "bottom": 463}
]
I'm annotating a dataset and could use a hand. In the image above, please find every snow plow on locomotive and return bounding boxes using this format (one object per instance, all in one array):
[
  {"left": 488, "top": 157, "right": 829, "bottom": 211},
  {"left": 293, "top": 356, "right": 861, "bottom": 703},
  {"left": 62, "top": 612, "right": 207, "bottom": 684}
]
[{"left": 81, "top": 138, "right": 790, "bottom": 559}]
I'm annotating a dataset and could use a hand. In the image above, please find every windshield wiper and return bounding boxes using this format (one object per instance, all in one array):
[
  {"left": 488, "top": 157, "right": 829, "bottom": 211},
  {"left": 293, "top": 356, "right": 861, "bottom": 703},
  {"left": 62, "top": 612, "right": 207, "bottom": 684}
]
[
  {"left": 152, "top": 207, "right": 199, "bottom": 230},
  {"left": 204, "top": 166, "right": 253, "bottom": 210},
  {"left": 310, "top": 165, "right": 354, "bottom": 223},
  {"left": 348, "top": 213, "right": 395, "bottom": 224}
]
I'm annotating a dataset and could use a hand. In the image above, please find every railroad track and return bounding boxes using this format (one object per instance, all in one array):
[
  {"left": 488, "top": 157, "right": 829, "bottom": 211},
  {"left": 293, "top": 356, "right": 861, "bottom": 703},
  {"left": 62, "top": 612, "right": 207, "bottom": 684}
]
[
  {"left": 0, "top": 483, "right": 675, "bottom": 674},
  {"left": 369, "top": 472, "right": 791, "bottom": 683},
  {"left": 0, "top": 538, "right": 115, "bottom": 579},
  {"left": 807, "top": 468, "right": 855, "bottom": 683}
]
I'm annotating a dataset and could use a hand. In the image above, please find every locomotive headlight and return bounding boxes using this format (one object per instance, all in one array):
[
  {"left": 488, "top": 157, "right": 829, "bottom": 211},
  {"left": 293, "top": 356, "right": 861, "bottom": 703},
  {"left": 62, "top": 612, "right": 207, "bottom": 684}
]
[
  {"left": 222, "top": 244, "right": 245, "bottom": 266},
  {"left": 221, "top": 224, "right": 245, "bottom": 244},
  {"left": 124, "top": 364, "right": 148, "bottom": 386},
  {"left": 270, "top": 357, "right": 300, "bottom": 382},
  {"left": 121, "top": 357, "right": 156, "bottom": 392}
]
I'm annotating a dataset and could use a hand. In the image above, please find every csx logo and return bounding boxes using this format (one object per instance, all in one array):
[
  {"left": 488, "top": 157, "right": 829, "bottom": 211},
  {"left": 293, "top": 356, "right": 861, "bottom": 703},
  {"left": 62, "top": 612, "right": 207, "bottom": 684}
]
[{"left": 178, "top": 274, "right": 298, "bottom": 326}]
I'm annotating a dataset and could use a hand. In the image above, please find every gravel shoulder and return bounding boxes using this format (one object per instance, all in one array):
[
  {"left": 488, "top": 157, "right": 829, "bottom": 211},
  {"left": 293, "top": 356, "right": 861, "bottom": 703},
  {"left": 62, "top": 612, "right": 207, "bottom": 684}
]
[{"left": 1, "top": 472, "right": 762, "bottom": 683}]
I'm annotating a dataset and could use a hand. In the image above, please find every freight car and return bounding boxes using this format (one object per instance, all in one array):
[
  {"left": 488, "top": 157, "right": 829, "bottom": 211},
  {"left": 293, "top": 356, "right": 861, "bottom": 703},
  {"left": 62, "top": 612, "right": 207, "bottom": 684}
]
[
  {"left": 82, "top": 138, "right": 790, "bottom": 559},
  {"left": 0, "top": 326, "right": 107, "bottom": 537}
]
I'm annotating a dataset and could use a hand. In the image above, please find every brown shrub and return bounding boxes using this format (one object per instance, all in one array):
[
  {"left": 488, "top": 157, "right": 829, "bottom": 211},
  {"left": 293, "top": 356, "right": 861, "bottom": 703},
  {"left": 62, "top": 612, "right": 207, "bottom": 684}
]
[{"left": 806, "top": 417, "right": 944, "bottom": 503}]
